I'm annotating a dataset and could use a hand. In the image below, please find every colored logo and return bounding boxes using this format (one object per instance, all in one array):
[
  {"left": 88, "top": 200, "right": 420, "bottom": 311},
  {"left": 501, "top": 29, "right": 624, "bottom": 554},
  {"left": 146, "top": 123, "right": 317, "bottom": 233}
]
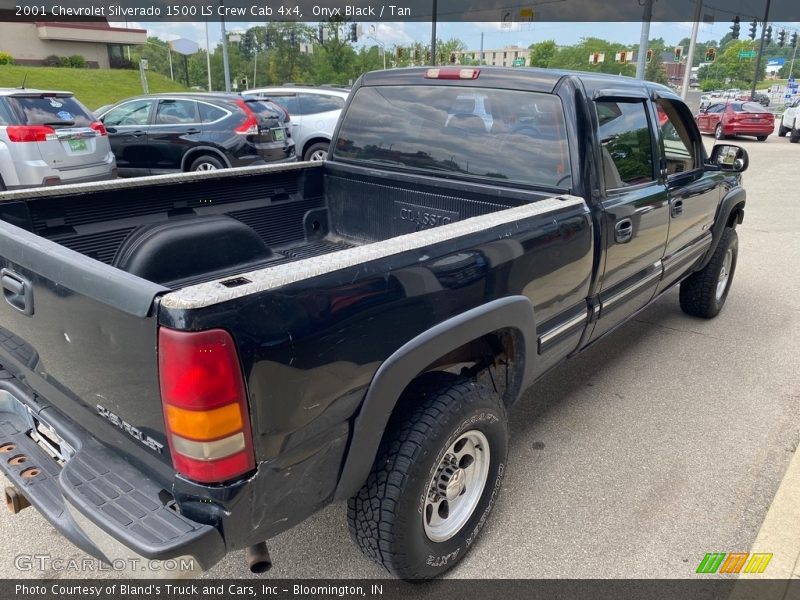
[{"left": 696, "top": 552, "right": 773, "bottom": 574}]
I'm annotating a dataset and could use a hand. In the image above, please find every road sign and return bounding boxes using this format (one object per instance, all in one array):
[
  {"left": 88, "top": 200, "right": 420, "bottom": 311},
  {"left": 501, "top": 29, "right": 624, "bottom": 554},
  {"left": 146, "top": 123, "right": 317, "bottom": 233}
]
[
  {"left": 512, "top": 58, "right": 525, "bottom": 67},
  {"left": 169, "top": 38, "right": 199, "bottom": 56},
  {"left": 738, "top": 50, "right": 756, "bottom": 58}
]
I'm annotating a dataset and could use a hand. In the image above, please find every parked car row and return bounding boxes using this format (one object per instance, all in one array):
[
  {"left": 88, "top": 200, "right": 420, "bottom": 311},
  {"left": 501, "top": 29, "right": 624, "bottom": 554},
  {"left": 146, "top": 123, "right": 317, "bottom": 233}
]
[{"left": 1, "top": 84, "right": 350, "bottom": 190}]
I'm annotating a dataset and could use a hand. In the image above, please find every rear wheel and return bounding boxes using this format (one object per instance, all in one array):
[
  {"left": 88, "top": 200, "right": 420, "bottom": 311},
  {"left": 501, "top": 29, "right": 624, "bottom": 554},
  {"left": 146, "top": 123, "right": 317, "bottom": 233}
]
[
  {"left": 348, "top": 374, "right": 508, "bottom": 580},
  {"left": 714, "top": 124, "right": 726, "bottom": 140},
  {"left": 756, "top": 135, "right": 768, "bottom": 142},
  {"left": 791, "top": 126, "right": 800, "bottom": 144},
  {"left": 303, "top": 142, "right": 329, "bottom": 162},
  {"left": 679, "top": 228, "right": 738, "bottom": 319},
  {"left": 189, "top": 154, "right": 225, "bottom": 171}
]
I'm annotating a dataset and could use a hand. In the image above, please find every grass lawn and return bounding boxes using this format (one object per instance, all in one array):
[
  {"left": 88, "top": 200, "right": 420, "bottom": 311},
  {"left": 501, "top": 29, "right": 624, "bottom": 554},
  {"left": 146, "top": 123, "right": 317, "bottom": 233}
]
[{"left": 0, "top": 65, "right": 188, "bottom": 110}]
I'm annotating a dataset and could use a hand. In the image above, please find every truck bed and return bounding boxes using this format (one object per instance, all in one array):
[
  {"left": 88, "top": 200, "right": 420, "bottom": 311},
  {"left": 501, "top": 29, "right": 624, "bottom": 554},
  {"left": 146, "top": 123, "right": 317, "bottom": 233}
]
[{"left": 0, "top": 161, "right": 557, "bottom": 290}]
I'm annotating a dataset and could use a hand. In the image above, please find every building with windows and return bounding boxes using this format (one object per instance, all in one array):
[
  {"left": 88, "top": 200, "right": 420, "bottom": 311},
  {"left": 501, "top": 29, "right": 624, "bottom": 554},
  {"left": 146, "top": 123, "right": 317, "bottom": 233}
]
[
  {"left": 454, "top": 46, "right": 530, "bottom": 67},
  {"left": 0, "top": 17, "right": 146, "bottom": 68}
]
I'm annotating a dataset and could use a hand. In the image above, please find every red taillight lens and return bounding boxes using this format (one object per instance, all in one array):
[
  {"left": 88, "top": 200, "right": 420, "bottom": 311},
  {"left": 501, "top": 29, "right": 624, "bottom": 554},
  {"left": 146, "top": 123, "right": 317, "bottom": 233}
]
[
  {"left": 234, "top": 99, "right": 259, "bottom": 135},
  {"left": 424, "top": 68, "right": 480, "bottom": 80},
  {"left": 90, "top": 121, "right": 107, "bottom": 136},
  {"left": 158, "top": 328, "right": 256, "bottom": 483},
  {"left": 6, "top": 125, "right": 56, "bottom": 143}
]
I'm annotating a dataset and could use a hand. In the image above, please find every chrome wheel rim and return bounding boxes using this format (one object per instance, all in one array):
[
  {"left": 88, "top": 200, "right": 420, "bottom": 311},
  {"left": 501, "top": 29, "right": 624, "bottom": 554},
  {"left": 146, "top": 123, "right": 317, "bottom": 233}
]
[
  {"left": 195, "top": 162, "right": 218, "bottom": 171},
  {"left": 716, "top": 248, "right": 733, "bottom": 301},
  {"left": 308, "top": 150, "right": 327, "bottom": 161},
  {"left": 715, "top": 125, "right": 723, "bottom": 139},
  {"left": 423, "top": 430, "right": 491, "bottom": 543}
]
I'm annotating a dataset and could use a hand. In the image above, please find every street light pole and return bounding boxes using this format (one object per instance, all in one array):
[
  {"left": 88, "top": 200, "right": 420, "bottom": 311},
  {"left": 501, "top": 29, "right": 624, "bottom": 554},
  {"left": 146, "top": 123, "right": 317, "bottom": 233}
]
[
  {"left": 681, "top": 0, "right": 703, "bottom": 98},
  {"left": 750, "top": 0, "right": 772, "bottom": 101},
  {"left": 430, "top": 0, "right": 437, "bottom": 64},
  {"left": 205, "top": 19, "right": 212, "bottom": 91},
  {"left": 635, "top": 0, "right": 653, "bottom": 80}
]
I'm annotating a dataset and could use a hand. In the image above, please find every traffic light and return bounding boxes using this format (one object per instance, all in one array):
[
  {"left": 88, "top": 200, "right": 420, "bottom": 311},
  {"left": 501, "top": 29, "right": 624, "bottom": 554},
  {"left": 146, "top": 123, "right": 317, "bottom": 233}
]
[
  {"left": 239, "top": 77, "right": 248, "bottom": 89},
  {"left": 705, "top": 47, "right": 717, "bottom": 62},
  {"left": 749, "top": 19, "right": 757, "bottom": 40},
  {"left": 778, "top": 30, "right": 786, "bottom": 47},
  {"left": 396, "top": 47, "right": 403, "bottom": 60},
  {"left": 449, "top": 52, "right": 456, "bottom": 64},
  {"left": 765, "top": 26, "right": 772, "bottom": 44},
  {"left": 289, "top": 30, "right": 297, "bottom": 46},
  {"left": 349, "top": 23, "right": 358, "bottom": 43},
  {"left": 792, "top": 32, "right": 799, "bottom": 48},
  {"left": 646, "top": 49, "right": 653, "bottom": 63},
  {"left": 414, "top": 49, "right": 420, "bottom": 62},
  {"left": 730, "top": 16, "right": 740, "bottom": 39},
  {"left": 426, "top": 50, "right": 431, "bottom": 63},
  {"left": 674, "top": 46, "right": 683, "bottom": 63}
]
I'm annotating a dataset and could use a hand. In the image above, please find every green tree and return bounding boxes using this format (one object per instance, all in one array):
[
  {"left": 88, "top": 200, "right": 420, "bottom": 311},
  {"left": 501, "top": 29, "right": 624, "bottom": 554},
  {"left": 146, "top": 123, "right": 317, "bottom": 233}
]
[
  {"left": 528, "top": 40, "right": 557, "bottom": 68},
  {"left": 715, "top": 40, "right": 766, "bottom": 85}
]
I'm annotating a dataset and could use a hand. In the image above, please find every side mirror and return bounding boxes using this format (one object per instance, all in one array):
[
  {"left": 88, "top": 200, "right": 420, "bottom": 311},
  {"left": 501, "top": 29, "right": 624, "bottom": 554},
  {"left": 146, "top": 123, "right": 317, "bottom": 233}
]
[{"left": 709, "top": 144, "right": 748, "bottom": 173}]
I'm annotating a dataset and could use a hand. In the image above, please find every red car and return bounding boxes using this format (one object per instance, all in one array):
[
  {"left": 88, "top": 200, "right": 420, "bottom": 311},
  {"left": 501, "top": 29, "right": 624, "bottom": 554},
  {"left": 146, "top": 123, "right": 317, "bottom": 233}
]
[{"left": 696, "top": 101, "right": 775, "bottom": 141}]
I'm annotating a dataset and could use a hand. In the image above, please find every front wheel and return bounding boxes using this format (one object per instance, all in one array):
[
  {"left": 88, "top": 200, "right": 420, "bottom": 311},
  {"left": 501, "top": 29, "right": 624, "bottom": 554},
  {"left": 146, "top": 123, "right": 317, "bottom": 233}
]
[
  {"left": 791, "top": 127, "right": 800, "bottom": 144},
  {"left": 679, "top": 228, "right": 738, "bottom": 319},
  {"left": 348, "top": 374, "right": 508, "bottom": 580},
  {"left": 303, "top": 142, "right": 330, "bottom": 162},
  {"left": 778, "top": 124, "right": 789, "bottom": 137}
]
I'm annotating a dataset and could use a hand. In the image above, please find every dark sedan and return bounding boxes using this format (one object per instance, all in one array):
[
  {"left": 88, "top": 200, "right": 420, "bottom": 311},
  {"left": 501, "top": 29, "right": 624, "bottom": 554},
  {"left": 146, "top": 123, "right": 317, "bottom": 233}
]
[
  {"left": 97, "top": 93, "right": 295, "bottom": 177},
  {"left": 695, "top": 101, "right": 775, "bottom": 141}
]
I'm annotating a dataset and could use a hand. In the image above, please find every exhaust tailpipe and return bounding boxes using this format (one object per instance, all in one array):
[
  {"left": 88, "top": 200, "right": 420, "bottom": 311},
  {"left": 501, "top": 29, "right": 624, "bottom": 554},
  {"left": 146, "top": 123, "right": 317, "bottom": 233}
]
[
  {"left": 246, "top": 542, "right": 272, "bottom": 574},
  {"left": 5, "top": 486, "right": 30, "bottom": 514}
]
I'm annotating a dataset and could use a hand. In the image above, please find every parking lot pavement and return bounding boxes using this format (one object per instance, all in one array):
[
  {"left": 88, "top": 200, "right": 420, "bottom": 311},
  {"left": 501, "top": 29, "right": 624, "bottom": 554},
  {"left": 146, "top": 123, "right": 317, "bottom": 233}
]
[{"left": 1, "top": 131, "right": 798, "bottom": 581}]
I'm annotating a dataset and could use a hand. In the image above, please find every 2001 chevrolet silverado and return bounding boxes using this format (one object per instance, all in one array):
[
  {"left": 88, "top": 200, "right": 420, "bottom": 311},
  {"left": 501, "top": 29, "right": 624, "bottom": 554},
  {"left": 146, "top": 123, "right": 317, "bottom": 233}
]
[{"left": 0, "top": 67, "right": 748, "bottom": 580}]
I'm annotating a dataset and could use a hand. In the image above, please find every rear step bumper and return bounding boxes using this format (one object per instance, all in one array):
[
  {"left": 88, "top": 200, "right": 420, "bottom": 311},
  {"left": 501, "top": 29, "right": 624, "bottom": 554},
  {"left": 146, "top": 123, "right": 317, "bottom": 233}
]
[{"left": 0, "top": 380, "right": 225, "bottom": 577}]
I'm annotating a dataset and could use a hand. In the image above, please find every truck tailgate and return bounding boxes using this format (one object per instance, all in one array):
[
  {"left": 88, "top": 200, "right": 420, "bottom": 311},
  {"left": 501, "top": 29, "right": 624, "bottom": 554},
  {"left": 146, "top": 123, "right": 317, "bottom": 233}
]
[{"left": 0, "top": 217, "right": 172, "bottom": 481}]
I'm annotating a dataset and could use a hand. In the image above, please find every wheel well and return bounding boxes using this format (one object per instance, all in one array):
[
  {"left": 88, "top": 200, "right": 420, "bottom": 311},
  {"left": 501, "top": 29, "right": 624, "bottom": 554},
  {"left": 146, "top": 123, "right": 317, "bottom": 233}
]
[
  {"left": 302, "top": 137, "right": 331, "bottom": 158},
  {"left": 727, "top": 202, "right": 745, "bottom": 228},
  {"left": 181, "top": 148, "right": 229, "bottom": 171}
]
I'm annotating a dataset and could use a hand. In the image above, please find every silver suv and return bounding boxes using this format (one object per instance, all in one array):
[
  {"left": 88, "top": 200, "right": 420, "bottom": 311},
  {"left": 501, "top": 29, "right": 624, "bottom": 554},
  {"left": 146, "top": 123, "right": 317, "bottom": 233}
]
[
  {"left": 0, "top": 89, "right": 116, "bottom": 190},
  {"left": 242, "top": 86, "right": 349, "bottom": 161}
]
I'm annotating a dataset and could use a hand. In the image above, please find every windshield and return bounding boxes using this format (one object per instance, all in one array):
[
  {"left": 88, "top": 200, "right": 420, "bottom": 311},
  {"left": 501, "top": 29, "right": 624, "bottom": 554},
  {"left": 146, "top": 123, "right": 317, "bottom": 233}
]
[{"left": 333, "top": 85, "right": 571, "bottom": 189}]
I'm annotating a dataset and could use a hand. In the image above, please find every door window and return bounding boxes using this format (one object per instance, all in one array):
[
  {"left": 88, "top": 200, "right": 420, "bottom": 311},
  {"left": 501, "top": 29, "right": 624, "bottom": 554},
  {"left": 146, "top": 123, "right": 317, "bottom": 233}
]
[
  {"left": 155, "top": 99, "right": 197, "bottom": 125},
  {"left": 198, "top": 102, "right": 228, "bottom": 123},
  {"left": 103, "top": 100, "right": 155, "bottom": 127},
  {"left": 595, "top": 100, "right": 655, "bottom": 190},
  {"left": 655, "top": 99, "right": 698, "bottom": 176}
]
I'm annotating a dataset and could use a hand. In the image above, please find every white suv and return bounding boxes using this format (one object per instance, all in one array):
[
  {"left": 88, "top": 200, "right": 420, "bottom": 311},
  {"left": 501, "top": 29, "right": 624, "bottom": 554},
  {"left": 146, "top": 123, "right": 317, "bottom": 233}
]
[
  {"left": 779, "top": 96, "right": 800, "bottom": 142},
  {"left": 0, "top": 89, "right": 116, "bottom": 190},
  {"left": 242, "top": 86, "right": 349, "bottom": 161}
]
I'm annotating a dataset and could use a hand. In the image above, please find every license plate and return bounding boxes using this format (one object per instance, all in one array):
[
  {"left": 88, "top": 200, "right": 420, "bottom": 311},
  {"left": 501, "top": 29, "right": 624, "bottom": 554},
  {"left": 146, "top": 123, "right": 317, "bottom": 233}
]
[
  {"left": 67, "top": 138, "right": 87, "bottom": 152},
  {"left": 272, "top": 128, "right": 285, "bottom": 142}
]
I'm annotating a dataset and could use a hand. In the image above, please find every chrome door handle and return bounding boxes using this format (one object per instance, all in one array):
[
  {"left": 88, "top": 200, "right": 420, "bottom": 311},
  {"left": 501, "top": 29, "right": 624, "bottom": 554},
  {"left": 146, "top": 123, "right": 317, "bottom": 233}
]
[{"left": 614, "top": 218, "right": 633, "bottom": 243}]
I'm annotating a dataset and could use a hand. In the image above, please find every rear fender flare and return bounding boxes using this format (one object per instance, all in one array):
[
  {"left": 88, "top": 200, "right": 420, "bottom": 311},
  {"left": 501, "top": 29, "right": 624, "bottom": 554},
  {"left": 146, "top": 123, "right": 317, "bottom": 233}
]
[{"left": 333, "top": 295, "right": 536, "bottom": 500}]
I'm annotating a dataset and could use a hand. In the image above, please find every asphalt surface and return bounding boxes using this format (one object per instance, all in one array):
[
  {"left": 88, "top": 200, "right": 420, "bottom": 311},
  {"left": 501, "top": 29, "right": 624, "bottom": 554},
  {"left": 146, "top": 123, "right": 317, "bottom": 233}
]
[{"left": 1, "top": 127, "right": 798, "bottom": 581}]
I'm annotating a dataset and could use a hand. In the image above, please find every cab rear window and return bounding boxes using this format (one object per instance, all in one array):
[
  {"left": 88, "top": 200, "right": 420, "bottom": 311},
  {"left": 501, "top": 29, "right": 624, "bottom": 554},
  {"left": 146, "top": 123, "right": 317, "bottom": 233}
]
[
  {"left": 5, "top": 95, "right": 93, "bottom": 127},
  {"left": 333, "top": 85, "right": 571, "bottom": 189}
]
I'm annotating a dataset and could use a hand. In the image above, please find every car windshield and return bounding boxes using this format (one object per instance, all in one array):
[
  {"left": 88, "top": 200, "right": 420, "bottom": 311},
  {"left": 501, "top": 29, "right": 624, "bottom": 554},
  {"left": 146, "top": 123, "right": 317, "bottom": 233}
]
[
  {"left": 6, "top": 95, "right": 93, "bottom": 127},
  {"left": 333, "top": 85, "right": 571, "bottom": 189}
]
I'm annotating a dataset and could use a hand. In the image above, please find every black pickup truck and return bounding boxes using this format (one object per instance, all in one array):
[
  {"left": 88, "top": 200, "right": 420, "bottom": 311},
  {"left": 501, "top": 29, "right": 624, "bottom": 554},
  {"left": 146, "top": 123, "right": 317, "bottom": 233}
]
[{"left": 0, "top": 67, "right": 748, "bottom": 580}]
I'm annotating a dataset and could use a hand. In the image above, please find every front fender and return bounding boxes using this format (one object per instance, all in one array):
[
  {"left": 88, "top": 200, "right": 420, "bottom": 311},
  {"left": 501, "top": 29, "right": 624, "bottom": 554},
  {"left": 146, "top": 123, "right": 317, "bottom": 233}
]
[
  {"left": 697, "top": 185, "right": 745, "bottom": 271},
  {"left": 333, "top": 295, "right": 536, "bottom": 500}
]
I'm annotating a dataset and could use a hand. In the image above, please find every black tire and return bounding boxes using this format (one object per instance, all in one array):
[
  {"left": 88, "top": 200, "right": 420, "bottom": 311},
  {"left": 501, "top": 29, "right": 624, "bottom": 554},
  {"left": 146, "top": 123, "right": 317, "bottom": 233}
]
[
  {"left": 791, "top": 127, "right": 800, "bottom": 144},
  {"left": 679, "top": 228, "right": 738, "bottom": 319},
  {"left": 303, "top": 141, "right": 330, "bottom": 162},
  {"left": 189, "top": 154, "right": 225, "bottom": 171},
  {"left": 348, "top": 373, "right": 508, "bottom": 580},
  {"left": 756, "top": 135, "right": 768, "bottom": 142},
  {"left": 714, "top": 124, "right": 726, "bottom": 140},
  {"left": 778, "top": 124, "right": 789, "bottom": 137}
]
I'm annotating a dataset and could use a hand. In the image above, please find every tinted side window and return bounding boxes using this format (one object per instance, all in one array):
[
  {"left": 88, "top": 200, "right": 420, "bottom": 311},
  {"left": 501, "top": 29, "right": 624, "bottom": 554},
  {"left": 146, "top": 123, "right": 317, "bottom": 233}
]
[
  {"left": 155, "top": 99, "right": 197, "bottom": 124},
  {"left": 596, "top": 100, "right": 654, "bottom": 189},
  {"left": 199, "top": 102, "right": 227, "bottom": 123},
  {"left": 264, "top": 95, "right": 300, "bottom": 115},
  {"left": 103, "top": 100, "right": 154, "bottom": 127},
  {"left": 299, "top": 93, "right": 345, "bottom": 115},
  {"left": 656, "top": 100, "right": 698, "bottom": 175}
]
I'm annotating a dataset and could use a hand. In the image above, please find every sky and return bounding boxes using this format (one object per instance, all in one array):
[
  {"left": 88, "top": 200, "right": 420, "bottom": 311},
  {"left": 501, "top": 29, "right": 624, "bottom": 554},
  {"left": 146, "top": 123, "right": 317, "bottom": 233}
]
[{"left": 119, "top": 20, "right": 780, "bottom": 53}]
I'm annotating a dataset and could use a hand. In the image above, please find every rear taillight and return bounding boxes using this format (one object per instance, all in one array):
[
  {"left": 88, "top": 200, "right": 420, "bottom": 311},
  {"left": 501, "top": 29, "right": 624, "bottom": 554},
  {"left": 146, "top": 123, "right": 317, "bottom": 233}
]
[
  {"left": 90, "top": 121, "right": 107, "bottom": 136},
  {"left": 158, "top": 328, "right": 255, "bottom": 483},
  {"left": 6, "top": 125, "right": 56, "bottom": 143},
  {"left": 234, "top": 99, "right": 259, "bottom": 135}
]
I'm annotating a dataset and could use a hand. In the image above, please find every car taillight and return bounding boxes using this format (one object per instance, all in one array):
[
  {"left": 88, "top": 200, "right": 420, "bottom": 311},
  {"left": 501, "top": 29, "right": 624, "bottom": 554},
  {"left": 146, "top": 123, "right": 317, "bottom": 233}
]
[
  {"left": 234, "top": 99, "right": 259, "bottom": 135},
  {"left": 6, "top": 125, "right": 57, "bottom": 142},
  {"left": 159, "top": 327, "right": 255, "bottom": 483},
  {"left": 90, "top": 121, "right": 107, "bottom": 136},
  {"left": 424, "top": 68, "right": 480, "bottom": 80}
]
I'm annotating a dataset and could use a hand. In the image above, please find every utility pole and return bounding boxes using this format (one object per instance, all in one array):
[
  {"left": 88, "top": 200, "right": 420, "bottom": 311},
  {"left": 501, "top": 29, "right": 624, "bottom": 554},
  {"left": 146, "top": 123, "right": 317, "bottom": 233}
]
[
  {"left": 480, "top": 32, "right": 484, "bottom": 65},
  {"left": 220, "top": 0, "right": 231, "bottom": 92},
  {"left": 205, "top": 19, "right": 212, "bottom": 91},
  {"left": 681, "top": 0, "right": 703, "bottom": 98},
  {"left": 430, "top": 0, "right": 437, "bottom": 64},
  {"left": 750, "top": 0, "right": 772, "bottom": 101},
  {"left": 635, "top": 0, "right": 653, "bottom": 79}
]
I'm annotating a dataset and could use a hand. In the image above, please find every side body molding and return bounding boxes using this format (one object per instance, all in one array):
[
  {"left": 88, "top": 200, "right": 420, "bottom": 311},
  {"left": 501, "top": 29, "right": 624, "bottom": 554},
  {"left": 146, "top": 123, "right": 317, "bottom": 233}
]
[{"left": 334, "top": 295, "right": 536, "bottom": 500}]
